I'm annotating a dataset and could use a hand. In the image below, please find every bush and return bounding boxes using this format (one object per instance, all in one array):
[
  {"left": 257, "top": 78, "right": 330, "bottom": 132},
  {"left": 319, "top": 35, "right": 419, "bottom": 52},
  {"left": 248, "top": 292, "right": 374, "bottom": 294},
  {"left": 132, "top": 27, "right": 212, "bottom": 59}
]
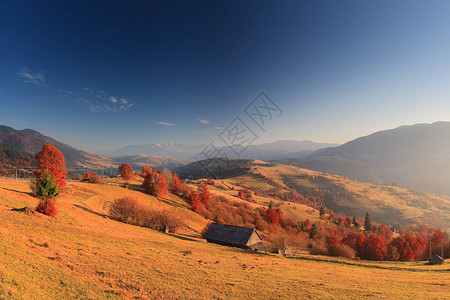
[
  {"left": 149, "top": 209, "right": 185, "bottom": 233},
  {"left": 310, "top": 242, "right": 328, "bottom": 255},
  {"left": 109, "top": 197, "right": 146, "bottom": 225},
  {"left": 109, "top": 197, "right": 184, "bottom": 233},
  {"left": 82, "top": 172, "right": 103, "bottom": 184},
  {"left": 36, "top": 199, "right": 58, "bottom": 217},
  {"left": 328, "top": 244, "right": 356, "bottom": 259}
]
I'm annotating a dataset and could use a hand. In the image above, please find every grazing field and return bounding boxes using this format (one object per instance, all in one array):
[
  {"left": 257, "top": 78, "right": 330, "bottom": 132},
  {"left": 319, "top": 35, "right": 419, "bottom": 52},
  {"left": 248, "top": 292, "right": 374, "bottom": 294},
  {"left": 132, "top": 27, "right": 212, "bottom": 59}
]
[{"left": 0, "top": 178, "right": 448, "bottom": 299}]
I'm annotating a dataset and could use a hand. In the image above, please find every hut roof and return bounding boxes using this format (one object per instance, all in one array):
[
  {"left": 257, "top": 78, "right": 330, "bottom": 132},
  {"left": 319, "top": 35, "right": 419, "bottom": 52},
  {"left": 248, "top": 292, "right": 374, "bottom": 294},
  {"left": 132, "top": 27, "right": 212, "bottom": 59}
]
[{"left": 203, "top": 223, "right": 263, "bottom": 247}]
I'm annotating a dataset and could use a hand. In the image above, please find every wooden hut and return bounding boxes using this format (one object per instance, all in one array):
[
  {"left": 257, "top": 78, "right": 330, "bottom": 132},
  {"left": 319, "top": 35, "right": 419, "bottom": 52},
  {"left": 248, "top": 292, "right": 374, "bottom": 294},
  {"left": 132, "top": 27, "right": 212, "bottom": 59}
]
[
  {"left": 429, "top": 255, "right": 444, "bottom": 265},
  {"left": 203, "top": 223, "right": 268, "bottom": 252}
]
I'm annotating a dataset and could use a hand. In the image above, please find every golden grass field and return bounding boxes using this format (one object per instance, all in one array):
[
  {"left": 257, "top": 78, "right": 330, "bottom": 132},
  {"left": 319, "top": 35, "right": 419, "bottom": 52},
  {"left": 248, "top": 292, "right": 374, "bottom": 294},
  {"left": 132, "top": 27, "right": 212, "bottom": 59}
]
[{"left": 0, "top": 178, "right": 449, "bottom": 299}]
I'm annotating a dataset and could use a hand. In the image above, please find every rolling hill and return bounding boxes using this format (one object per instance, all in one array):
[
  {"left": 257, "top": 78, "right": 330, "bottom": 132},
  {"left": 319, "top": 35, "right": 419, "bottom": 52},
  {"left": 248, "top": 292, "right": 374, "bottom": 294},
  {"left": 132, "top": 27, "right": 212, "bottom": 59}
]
[
  {"left": 0, "top": 125, "right": 189, "bottom": 174},
  {"left": 0, "top": 125, "right": 101, "bottom": 170},
  {"left": 0, "top": 178, "right": 448, "bottom": 299},
  {"left": 277, "top": 122, "right": 450, "bottom": 196},
  {"left": 175, "top": 159, "right": 450, "bottom": 231},
  {"left": 0, "top": 143, "right": 35, "bottom": 177}
]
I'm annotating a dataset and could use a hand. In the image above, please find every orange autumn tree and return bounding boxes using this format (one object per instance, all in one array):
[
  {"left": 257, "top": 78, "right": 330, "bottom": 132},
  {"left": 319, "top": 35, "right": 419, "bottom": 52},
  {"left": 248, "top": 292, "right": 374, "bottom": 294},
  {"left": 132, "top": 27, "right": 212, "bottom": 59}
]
[
  {"left": 171, "top": 173, "right": 182, "bottom": 194},
  {"left": 119, "top": 163, "right": 132, "bottom": 186},
  {"left": 142, "top": 169, "right": 167, "bottom": 198},
  {"left": 188, "top": 190, "right": 201, "bottom": 212},
  {"left": 197, "top": 181, "right": 211, "bottom": 204},
  {"left": 35, "top": 144, "right": 67, "bottom": 189}
]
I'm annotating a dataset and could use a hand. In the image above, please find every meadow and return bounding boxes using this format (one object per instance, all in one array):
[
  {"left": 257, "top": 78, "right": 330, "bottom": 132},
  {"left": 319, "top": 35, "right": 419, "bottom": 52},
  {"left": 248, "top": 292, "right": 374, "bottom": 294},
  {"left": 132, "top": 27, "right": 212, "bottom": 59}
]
[{"left": 0, "top": 178, "right": 448, "bottom": 299}]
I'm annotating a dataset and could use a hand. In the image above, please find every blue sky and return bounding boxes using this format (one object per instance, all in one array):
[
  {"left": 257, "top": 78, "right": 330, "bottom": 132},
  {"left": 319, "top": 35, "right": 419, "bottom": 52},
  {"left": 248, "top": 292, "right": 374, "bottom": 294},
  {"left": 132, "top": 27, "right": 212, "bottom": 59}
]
[{"left": 1, "top": 1, "right": 450, "bottom": 152}]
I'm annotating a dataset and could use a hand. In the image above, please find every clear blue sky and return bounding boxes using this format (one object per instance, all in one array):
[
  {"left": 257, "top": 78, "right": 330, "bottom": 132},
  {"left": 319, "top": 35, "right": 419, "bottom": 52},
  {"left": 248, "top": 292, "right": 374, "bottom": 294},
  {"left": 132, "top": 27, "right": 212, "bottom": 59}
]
[{"left": 1, "top": 1, "right": 450, "bottom": 152}]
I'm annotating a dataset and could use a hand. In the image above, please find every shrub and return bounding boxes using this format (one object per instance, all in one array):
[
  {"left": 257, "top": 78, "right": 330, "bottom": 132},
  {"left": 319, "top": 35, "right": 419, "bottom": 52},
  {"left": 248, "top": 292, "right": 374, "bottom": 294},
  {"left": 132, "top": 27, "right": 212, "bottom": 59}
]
[
  {"left": 90, "top": 174, "right": 103, "bottom": 184},
  {"left": 82, "top": 171, "right": 103, "bottom": 184},
  {"left": 109, "top": 197, "right": 184, "bottom": 233},
  {"left": 149, "top": 209, "right": 185, "bottom": 233},
  {"left": 328, "top": 244, "right": 356, "bottom": 259},
  {"left": 36, "top": 199, "right": 58, "bottom": 217},
  {"left": 310, "top": 242, "right": 328, "bottom": 255},
  {"left": 109, "top": 197, "right": 146, "bottom": 225}
]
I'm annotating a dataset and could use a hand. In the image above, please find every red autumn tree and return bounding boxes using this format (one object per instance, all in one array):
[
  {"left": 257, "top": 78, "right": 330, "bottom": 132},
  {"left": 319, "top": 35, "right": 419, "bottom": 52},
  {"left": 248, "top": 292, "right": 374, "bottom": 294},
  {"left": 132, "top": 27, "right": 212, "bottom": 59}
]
[
  {"left": 35, "top": 144, "right": 67, "bottom": 189},
  {"left": 342, "top": 232, "right": 367, "bottom": 257},
  {"left": 141, "top": 165, "right": 153, "bottom": 177},
  {"left": 431, "top": 229, "right": 446, "bottom": 253},
  {"left": 188, "top": 191, "right": 201, "bottom": 212},
  {"left": 276, "top": 208, "right": 284, "bottom": 221},
  {"left": 365, "top": 234, "right": 386, "bottom": 260},
  {"left": 142, "top": 170, "right": 167, "bottom": 198},
  {"left": 237, "top": 190, "right": 245, "bottom": 199},
  {"left": 390, "top": 234, "right": 415, "bottom": 261},
  {"left": 327, "top": 229, "right": 343, "bottom": 247},
  {"left": 377, "top": 224, "right": 393, "bottom": 244},
  {"left": 83, "top": 171, "right": 91, "bottom": 181},
  {"left": 119, "top": 163, "right": 132, "bottom": 182},
  {"left": 303, "top": 219, "right": 312, "bottom": 231},
  {"left": 266, "top": 207, "right": 279, "bottom": 225},
  {"left": 198, "top": 181, "right": 211, "bottom": 204},
  {"left": 171, "top": 173, "right": 182, "bottom": 194}
]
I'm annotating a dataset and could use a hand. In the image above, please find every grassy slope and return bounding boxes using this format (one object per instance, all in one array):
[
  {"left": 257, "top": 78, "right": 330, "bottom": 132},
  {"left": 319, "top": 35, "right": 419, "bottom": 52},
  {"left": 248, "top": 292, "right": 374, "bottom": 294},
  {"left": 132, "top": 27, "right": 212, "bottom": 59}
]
[
  {"left": 216, "top": 162, "right": 450, "bottom": 231},
  {"left": 0, "top": 179, "right": 449, "bottom": 299}
]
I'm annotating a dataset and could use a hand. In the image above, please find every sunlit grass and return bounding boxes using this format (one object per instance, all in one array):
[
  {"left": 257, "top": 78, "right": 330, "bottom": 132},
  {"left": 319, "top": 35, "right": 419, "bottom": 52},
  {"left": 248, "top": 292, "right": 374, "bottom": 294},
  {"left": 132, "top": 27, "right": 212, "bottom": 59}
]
[{"left": 0, "top": 178, "right": 448, "bottom": 299}]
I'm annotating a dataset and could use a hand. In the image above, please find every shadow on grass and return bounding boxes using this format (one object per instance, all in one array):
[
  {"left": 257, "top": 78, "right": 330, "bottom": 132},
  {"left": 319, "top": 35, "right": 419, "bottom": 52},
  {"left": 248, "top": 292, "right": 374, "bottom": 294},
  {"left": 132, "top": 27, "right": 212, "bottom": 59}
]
[
  {"left": 1, "top": 187, "right": 34, "bottom": 197},
  {"left": 73, "top": 204, "right": 108, "bottom": 218},
  {"left": 158, "top": 197, "right": 186, "bottom": 209},
  {"left": 170, "top": 233, "right": 201, "bottom": 243}
]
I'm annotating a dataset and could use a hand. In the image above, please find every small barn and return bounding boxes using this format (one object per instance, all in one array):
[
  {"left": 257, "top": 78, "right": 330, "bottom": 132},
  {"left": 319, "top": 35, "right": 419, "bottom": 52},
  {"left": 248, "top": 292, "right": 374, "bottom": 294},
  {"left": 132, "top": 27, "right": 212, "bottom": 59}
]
[{"left": 203, "top": 223, "right": 268, "bottom": 252}]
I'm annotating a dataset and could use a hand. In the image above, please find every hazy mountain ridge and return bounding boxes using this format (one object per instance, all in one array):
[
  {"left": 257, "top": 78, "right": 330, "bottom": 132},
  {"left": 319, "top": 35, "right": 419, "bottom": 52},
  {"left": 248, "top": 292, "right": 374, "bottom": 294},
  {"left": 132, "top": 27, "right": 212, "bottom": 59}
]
[
  {"left": 104, "top": 140, "right": 339, "bottom": 160},
  {"left": 111, "top": 154, "right": 191, "bottom": 170},
  {"left": 280, "top": 122, "right": 450, "bottom": 195}
]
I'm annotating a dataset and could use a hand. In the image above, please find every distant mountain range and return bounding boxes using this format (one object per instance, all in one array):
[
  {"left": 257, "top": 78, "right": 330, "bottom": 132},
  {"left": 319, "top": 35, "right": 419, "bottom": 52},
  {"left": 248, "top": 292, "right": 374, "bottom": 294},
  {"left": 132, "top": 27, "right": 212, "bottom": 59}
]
[
  {"left": 103, "top": 140, "right": 339, "bottom": 160},
  {"left": 276, "top": 122, "right": 450, "bottom": 195},
  {"left": 102, "top": 143, "right": 205, "bottom": 158},
  {"left": 0, "top": 125, "right": 189, "bottom": 173},
  {"left": 8, "top": 121, "right": 450, "bottom": 197}
]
